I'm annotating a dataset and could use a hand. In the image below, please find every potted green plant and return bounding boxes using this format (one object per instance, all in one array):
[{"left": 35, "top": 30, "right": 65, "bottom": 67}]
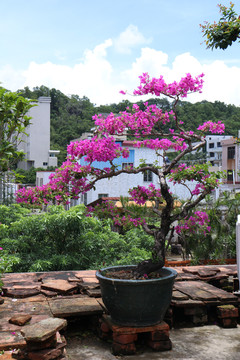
[{"left": 16, "top": 72, "right": 224, "bottom": 326}]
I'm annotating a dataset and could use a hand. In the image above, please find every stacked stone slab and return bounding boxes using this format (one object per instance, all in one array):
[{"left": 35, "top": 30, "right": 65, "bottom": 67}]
[
  {"left": 217, "top": 305, "right": 239, "bottom": 328},
  {"left": 19, "top": 318, "right": 67, "bottom": 360}
]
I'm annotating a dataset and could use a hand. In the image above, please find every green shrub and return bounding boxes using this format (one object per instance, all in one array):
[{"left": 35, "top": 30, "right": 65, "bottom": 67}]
[
  {"left": 183, "top": 192, "right": 239, "bottom": 262},
  {"left": 1, "top": 205, "right": 154, "bottom": 272},
  {"left": 0, "top": 204, "right": 30, "bottom": 226}
]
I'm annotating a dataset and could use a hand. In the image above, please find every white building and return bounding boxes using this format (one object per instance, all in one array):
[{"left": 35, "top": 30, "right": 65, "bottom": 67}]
[
  {"left": 206, "top": 135, "right": 232, "bottom": 167},
  {"left": 71, "top": 140, "right": 197, "bottom": 205},
  {"left": 17, "top": 97, "right": 59, "bottom": 170},
  {"left": 36, "top": 171, "right": 54, "bottom": 187}
]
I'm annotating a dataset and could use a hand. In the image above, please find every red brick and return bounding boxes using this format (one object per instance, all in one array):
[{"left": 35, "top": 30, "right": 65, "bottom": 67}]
[
  {"left": 100, "top": 321, "right": 110, "bottom": 333},
  {"left": 217, "top": 305, "right": 238, "bottom": 319},
  {"left": 113, "top": 333, "right": 137, "bottom": 344},
  {"left": 184, "top": 306, "right": 206, "bottom": 316},
  {"left": 220, "top": 318, "right": 238, "bottom": 328},
  {"left": 148, "top": 329, "right": 169, "bottom": 341},
  {"left": 112, "top": 342, "right": 136, "bottom": 355},
  {"left": 147, "top": 339, "right": 172, "bottom": 351}
]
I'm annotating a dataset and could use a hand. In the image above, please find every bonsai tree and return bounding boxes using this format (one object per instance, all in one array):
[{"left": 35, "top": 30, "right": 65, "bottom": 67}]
[{"left": 16, "top": 72, "right": 225, "bottom": 277}]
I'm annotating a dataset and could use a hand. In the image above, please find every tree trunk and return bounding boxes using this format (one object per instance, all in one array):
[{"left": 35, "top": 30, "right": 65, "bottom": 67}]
[{"left": 134, "top": 231, "right": 166, "bottom": 278}]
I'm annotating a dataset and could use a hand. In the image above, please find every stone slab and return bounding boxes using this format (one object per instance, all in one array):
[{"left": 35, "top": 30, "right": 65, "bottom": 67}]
[
  {"left": 2, "top": 286, "right": 41, "bottom": 298},
  {"left": 15, "top": 295, "right": 47, "bottom": 302},
  {"left": 172, "top": 290, "right": 189, "bottom": 301},
  {"left": 82, "top": 277, "right": 98, "bottom": 283},
  {"left": 21, "top": 317, "right": 67, "bottom": 342},
  {"left": 2, "top": 273, "right": 38, "bottom": 282},
  {"left": 74, "top": 270, "right": 97, "bottom": 278},
  {"left": 174, "top": 281, "right": 219, "bottom": 301},
  {"left": 196, "top": 281, "right": 238, "bottom": 302},
  {"left": 9, "top": 301, "right": 52, "bottom": 316},
  {"left": 48, "top": 296, "right": 103, "bottom": 317},
  {"left": 41, "top": 289, "right": 58, "bottom": 297},
  {"left": 171, "top": 298, "right": 205, "bottom": 307},
  {"left": 0, "top": 314, "right": 50, "bottom": 331},
  {"left": 86, "top": 289, "right": 102, "bottom": 298},
  {"left": 41, "top": 279, "right": 78, "bottom": 294},
  {"left": 0, "top": 331, "right": 26, "bottom": 350},
  {"left": 9, "top": 314, "right": 32, "bottom": 326}
]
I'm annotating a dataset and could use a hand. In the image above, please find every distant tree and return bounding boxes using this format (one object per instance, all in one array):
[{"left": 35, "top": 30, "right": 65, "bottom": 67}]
[
  {"left": 200, "top": 2, "right": 240, "bottom": 50},
  {"left": 0, "top": 88, "right": 34, "bottom": 173}
]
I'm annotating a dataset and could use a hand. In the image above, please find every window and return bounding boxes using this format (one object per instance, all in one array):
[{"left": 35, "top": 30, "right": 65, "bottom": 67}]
[
  {"left": 227, "top": 170, "right": 233, "bottom": 182},
  {"left": 122, "top": 163, "right": 133, "bottom": 170},
  {"left": 228, "top": 147, "right": 235, "bottom": 159},
  {"left": 81, "top": 193, "right": 87, "bottom": 205},
  {"left": 209, "top": 152, "right": 215, "bottom": 158},
  {"left": 217, "top": 142, "right": 222, "bottom": 147},
  {"left": 98, "top": 193, "right": 108, "bottom": 199},
  {"left": 43, "top": 162, "right": 48, "bottom": 166},
  {"left": 143, "top": 165, "right": 153, "bottom": 182},
  {"left": 209, "top": 143, "right": 214, "bottom": 148}
]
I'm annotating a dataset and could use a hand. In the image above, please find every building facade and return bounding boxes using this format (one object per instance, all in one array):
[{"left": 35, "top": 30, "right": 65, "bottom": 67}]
[
  {"left": 221, "top": 137, "right": 240, "bottom": 185},
  {"left": 17, "top": 97, "right": 59, "bottom": 170},
  {"left": 206, "top": 135, "right": 232, "bottom": 167}
]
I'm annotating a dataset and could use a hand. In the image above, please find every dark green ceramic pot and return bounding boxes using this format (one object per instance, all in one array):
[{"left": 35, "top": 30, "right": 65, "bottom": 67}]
[{"left": 96, "top": 265, "right": 177, "bottom": 327}]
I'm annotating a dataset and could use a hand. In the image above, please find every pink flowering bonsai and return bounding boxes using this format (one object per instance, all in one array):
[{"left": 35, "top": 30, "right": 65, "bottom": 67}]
[{"left": 16, "top": 72, "right": 225, "bottom": 277}]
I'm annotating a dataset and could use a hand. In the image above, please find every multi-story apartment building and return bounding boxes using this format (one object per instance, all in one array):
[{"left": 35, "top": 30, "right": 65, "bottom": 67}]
[
  {"left": 17, "top": 97, "right": 59, "bottom": 170},
  {"left": 206, "top": 135, "right": 232, "bottom": 167},
  {"left": 221, "top": 136, "right": 240, "bottom": 185}
]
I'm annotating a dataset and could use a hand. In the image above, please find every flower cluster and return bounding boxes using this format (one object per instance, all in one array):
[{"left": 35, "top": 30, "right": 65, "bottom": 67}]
[
  {"left": 86, "top": 200, "right": 145, "bottom": 228},
  {"left": 67, "top": 136, "right": 130, "bottom": 162},
  {"left": 175, "top": 211, "right": 211, "bottom": 235},
  {"left": 169, "top": 162, "right": 221, "bottom": 196},
  {"left": 93, "top": 103, "right": 173, "bottom": 138},
  {"left": 129, "top": 184, "right": 161, "bottom": 206},
  {"left": 197, "top": 121, "right": 225, "bottom": 134},
  {"left": 16, "top": 160, "right": 93, "bottom": 205},
  {"left": 132, "top": 73, "right": 204, "bottom": 98}
]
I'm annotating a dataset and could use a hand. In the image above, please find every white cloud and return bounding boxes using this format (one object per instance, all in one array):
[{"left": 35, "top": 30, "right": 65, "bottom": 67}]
[
  {"left": 202, "top": 61, "right": 240, "bottom": 106},
  {"left": 113, "top": 25, "right": 152, "bottom": 54},
  {"left": 0, "top": 38, "right": 240, "bottom": 107}
]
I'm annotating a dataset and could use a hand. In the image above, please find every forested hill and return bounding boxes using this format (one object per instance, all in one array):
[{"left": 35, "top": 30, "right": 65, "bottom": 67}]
[{"left": 18, "top": 85, "right": 240, "bottom": 164}]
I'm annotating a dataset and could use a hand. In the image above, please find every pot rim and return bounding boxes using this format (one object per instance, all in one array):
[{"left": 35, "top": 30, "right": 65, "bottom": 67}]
[{"left": 96, "top": 264, "right": 177, "bottom": 284}]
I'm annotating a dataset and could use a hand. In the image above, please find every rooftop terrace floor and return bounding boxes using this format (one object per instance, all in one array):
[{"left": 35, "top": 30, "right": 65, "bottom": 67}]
[{"left": 0, "top": 265, "right": 239, "bottom": 359}]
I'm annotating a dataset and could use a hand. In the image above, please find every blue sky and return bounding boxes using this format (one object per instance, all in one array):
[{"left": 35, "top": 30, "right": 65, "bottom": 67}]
[{"left": 1, "top": 0, "right": 240, "bottom": 105}]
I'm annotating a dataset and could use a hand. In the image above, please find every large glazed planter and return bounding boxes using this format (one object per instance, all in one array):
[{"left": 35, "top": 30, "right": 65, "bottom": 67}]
[{"left": 96, "top": 265, "right": 177, "bottom": 327}]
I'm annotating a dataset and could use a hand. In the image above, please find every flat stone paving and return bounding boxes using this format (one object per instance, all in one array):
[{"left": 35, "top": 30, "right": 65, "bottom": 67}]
[{"left": 0, "top": 265, "right": 239, "bottom": 358}]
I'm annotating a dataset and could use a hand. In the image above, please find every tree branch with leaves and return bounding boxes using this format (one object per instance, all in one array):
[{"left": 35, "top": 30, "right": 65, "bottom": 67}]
[{"left": 200, "top": 2, "right": 240, "bottom": 50}]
